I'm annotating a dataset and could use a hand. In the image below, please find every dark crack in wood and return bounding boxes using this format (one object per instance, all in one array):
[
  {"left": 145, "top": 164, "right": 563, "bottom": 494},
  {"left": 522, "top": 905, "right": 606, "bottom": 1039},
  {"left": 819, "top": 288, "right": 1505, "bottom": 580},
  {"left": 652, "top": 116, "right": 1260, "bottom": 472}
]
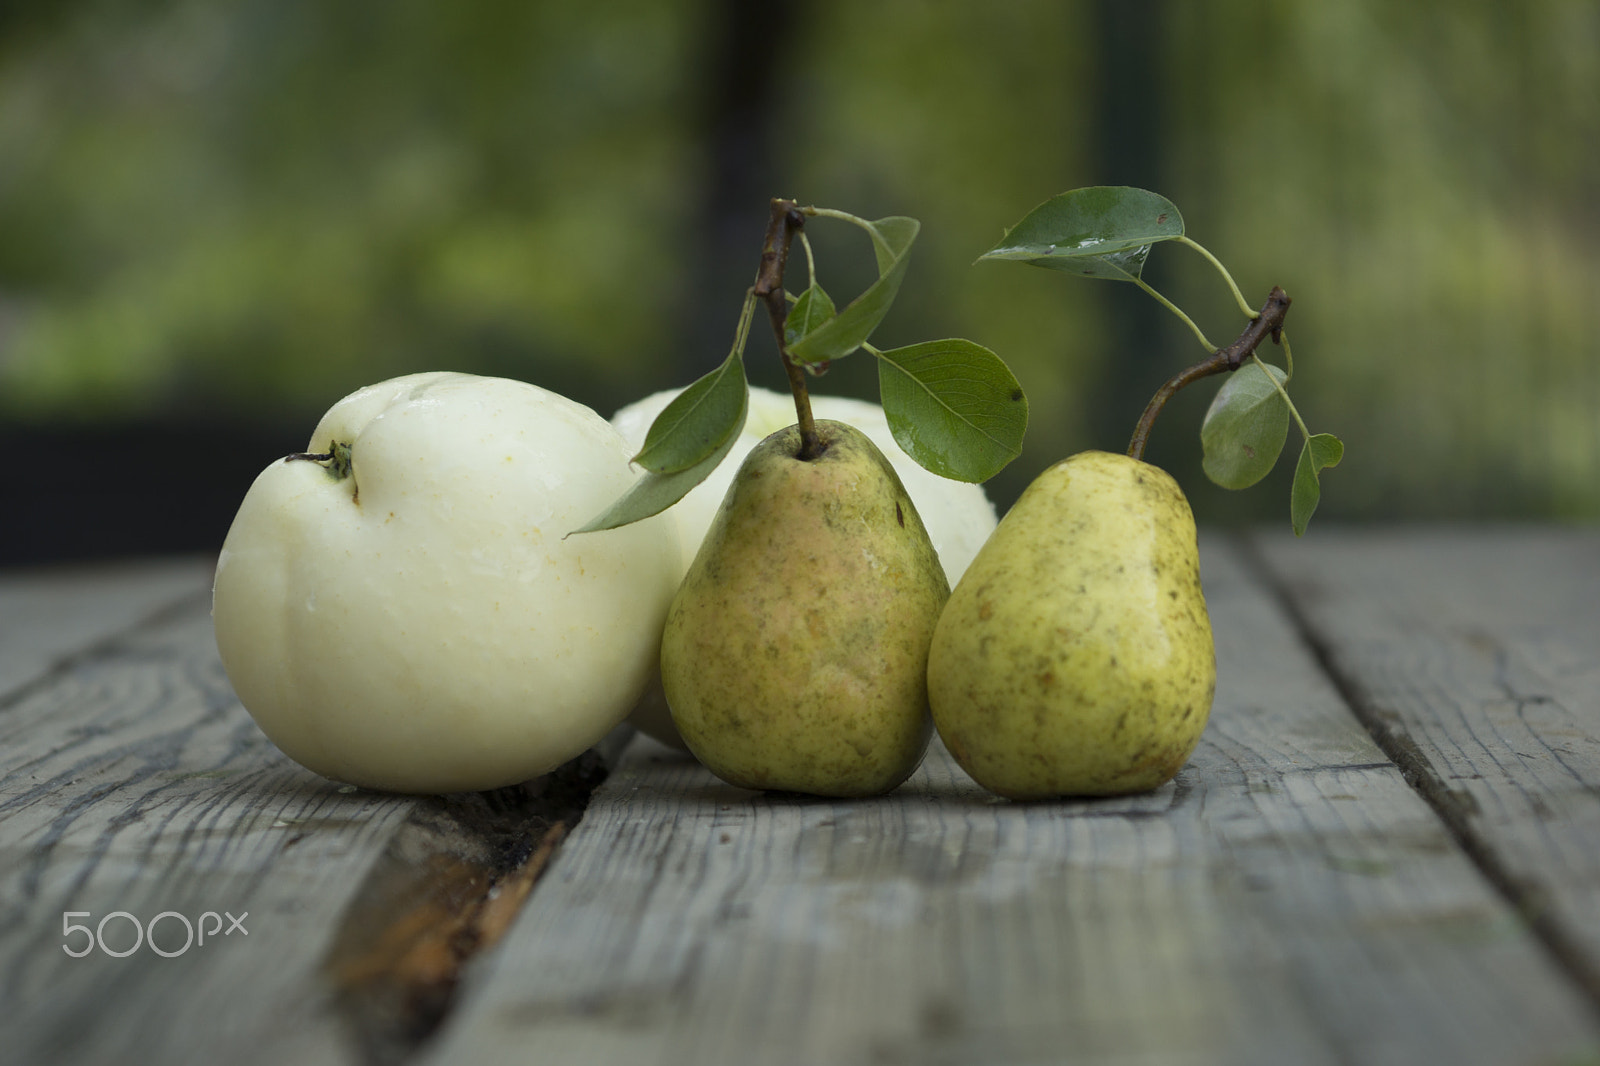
[
  {"left": 1239, "top": 532, "right": 1600, "bottom": 1019},
  {"left": 321, "top": 728, "right": 632, "bottom": 1066}
]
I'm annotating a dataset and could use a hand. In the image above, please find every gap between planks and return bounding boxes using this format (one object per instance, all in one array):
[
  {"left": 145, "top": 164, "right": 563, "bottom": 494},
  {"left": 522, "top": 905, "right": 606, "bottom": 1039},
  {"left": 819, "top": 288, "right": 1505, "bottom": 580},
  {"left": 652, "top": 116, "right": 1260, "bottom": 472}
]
[
  {"left": 11, "top": 535, "right": 1600, "bottom": 1065},
  {"left": 0, "top": 568, "right": 629, "bottom": 1066},
  {"left": 322, "top": 729, "right": 629, "bottom": 1066},
  {"left": 1241, "top": 525, "right": 1600, "bottom": 1021},
  {"left": 419, "top": 534, "right": 1600, "bottom": 1066}
]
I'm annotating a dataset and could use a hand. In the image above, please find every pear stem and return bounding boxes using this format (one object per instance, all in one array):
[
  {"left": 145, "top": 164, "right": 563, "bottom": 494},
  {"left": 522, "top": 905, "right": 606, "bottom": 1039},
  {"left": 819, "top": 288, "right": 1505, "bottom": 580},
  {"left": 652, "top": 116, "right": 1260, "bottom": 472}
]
[
  {"left": 754, "top": 197, "right": 819, "bottom": 459},
  {"left": 1126, "top": 286, "right": 1293, "bottom": 462}
]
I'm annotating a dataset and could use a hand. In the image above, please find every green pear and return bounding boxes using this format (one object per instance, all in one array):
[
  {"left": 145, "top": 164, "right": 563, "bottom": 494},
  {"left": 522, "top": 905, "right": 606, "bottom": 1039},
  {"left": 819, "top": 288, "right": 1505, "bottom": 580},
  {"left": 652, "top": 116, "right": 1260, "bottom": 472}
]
[
  {"left": 660, "top": 419, "right": 950, "bottom": 797},
  {"left": 928, "top": 450, "right": 1214, "bottom": 799}
]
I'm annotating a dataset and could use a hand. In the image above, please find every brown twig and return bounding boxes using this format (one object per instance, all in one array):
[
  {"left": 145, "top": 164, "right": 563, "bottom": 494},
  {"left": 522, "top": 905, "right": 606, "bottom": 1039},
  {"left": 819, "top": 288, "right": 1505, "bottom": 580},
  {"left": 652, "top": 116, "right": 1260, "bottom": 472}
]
[
  {"left": 1126, "top": 286, "right": 1292, "bottom": 461},
  {"left": 752, "top": 198, "right": 817, "bottom": 458},
  {"left": 284, "top": 441, "right": 354, "bottom": 480}
]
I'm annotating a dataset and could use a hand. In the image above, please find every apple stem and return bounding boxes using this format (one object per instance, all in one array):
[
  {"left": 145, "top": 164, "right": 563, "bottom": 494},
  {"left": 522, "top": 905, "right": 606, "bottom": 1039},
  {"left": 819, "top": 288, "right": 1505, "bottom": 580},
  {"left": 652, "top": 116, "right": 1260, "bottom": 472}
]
[
  {"left": 285, "top": 441, "right": 354, "bottom": 481},
  {"left": 753, "top": 198, "right": 820, "bottom": 460},
  {"left": 1126, "top": 286, "right": 1292, "bottom": 462}
]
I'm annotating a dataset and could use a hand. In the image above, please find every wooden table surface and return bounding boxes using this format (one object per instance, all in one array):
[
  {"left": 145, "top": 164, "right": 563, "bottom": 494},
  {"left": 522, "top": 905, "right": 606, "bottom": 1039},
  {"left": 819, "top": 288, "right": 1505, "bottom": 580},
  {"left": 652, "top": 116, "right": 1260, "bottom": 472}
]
[{"left": 2, "top": 526, "right": 1598, "bottom": 1066}]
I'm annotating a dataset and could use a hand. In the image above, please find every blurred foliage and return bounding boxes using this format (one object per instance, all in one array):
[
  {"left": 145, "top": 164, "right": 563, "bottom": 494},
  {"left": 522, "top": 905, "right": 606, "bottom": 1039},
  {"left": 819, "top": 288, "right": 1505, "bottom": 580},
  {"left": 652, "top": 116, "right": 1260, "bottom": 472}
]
[
  {"left": 0, "top": 0, "right": 704, "bottom": 418},
  {"left": 1158, "top": 2, "right": 1600, "bottom": 521},
  {"left": 0, "top": 0, "right": 1596, "bottom": 521}
]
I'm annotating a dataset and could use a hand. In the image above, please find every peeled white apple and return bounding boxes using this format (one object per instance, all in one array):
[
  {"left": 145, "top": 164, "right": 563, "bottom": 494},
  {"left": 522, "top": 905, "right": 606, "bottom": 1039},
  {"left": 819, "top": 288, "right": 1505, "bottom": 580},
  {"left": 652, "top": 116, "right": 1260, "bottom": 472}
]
[
  {"left": 611, "top": 385, "right": 999, "bottom": 749},
  {"left": 213, "top": 371, "right": 681, "bottom": 793},
  {"left": 612, "top": 386, "right": 999, "bottom": 581}
]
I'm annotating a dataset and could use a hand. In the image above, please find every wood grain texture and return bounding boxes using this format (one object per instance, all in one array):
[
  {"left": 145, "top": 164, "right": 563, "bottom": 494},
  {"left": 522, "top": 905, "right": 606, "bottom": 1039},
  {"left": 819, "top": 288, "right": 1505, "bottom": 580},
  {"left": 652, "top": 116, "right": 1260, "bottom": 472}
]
[
  {"left": 0, "top": 555, "right": 214, "bottom": 701},
  {"left": 0, "top": 597, "right": 423, "bottom": 1065},
  {"left": 1255, "top": 524, "right": 1600, "bottom": 997},
  {"left": 425, "top": 538, "right": 1600, "bottom": 1066},
  {"left": 322, "top": 729, "right": 630, "bottom": 1066},
  {"left": 0, "top": 562, "right": 632, "bottom": 1066}
]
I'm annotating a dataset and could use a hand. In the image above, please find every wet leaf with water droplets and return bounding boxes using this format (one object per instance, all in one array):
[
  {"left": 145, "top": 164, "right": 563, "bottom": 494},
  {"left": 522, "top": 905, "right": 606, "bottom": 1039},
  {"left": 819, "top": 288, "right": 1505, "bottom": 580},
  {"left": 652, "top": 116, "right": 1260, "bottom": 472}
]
[{"left": 978, "top": 187, "right": 1184, "bottom": 281}]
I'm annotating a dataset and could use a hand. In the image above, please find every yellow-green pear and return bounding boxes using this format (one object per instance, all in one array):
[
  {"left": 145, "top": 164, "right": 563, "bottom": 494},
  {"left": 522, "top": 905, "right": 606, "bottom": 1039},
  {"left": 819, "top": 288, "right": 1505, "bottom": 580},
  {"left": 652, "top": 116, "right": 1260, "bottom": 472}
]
[
  {"left": 928, "top": 450, "right": 1214, "bottom": 799},
  {"left": 660, "top": 419, "right": 949, "bottom": 797}
]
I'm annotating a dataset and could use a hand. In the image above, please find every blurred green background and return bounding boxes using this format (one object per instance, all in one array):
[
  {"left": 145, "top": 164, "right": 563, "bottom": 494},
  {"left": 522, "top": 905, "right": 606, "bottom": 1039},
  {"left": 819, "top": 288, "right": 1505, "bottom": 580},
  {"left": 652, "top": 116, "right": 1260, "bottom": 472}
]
[{"left": 2, "top": 0, "right": 1596, "bottom": 563}]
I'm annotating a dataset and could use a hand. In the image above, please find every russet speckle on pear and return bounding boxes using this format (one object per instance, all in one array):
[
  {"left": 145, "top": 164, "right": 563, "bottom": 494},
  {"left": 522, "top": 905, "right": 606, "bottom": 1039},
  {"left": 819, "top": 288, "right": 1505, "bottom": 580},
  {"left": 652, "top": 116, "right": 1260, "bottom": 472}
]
[
  {"left": 660, "top": 420, "right": 949, "bottom": 798},
  {"left": 928, "top": 450, "right": 1215, "bottom": 800}
]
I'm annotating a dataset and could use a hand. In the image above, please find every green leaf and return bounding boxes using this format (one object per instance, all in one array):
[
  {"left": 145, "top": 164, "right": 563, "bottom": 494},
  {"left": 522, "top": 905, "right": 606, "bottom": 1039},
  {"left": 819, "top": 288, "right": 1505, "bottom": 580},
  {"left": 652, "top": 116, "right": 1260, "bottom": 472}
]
[
  {"left": 874, "top": 339, "right": 1028, "bottom": 483},
  {"left": 865, "top": 215, "right": 919, "bottom": 273},
  {"left": 784, "top": 283, "right": 836, "bottom": 350},
  {"left": 630, "top": 350, "right": 748, "bottom": 474},
  {"left": 977, "top": 186, "right": 1184, "bottom": 281},
  {"left": 572, "top": 426, "right": 744, "bottom": 534},
  {"left": 1200, "top": 362, "right": 1290, "bottom": 489},
  {"left": 1290, "top": 433, "right": 1345, "bottom": 536},
  {"left": 788, "top": 216, "right": 919, "bottom": 367}
]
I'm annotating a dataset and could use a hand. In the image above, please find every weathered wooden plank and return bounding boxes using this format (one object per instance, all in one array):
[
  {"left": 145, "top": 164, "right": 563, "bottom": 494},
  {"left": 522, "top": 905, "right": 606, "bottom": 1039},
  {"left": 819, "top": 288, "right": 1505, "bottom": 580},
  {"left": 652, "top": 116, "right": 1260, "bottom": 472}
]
[
  {"left": 425, "top": 537, "right": 1600, "bottom": 1066},
  {"left": 0, "top": 595, "right": 605, "bottom": 1066},
  {"left": 1255, "top": 524, "right": 1600, "bottom": 997},
  {"left": 0, "top": 572, "right": 630, "bottom": 1066},
  {"left": 0, "top": 597, "right": 422, "bottom": 1065},
  {"left": 0, "top": 555, "right": 215, "bottom": 701}
]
